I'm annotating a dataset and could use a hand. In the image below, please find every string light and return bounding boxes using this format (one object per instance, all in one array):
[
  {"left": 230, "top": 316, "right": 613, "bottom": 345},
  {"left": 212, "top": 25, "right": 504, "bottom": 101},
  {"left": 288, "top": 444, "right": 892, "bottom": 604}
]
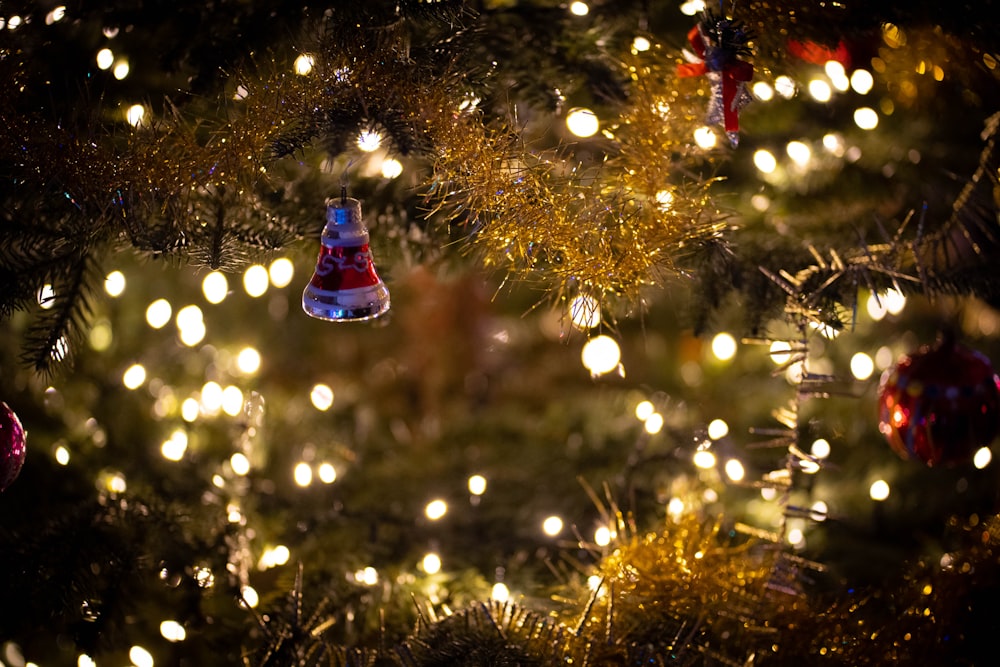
[
  {"left": 422, "top": 553, "right": 442, "bottom": 574},
  {"left": 230, "top": 453, "right": 250, "bottom": 476},
  {"left": 569, "top": 295, "right": 601, "bottom": 329},
  {"left": 710, "top": 332, "right": 737, "bottom": 361},
  {"left": 96, "top": 48, "right": 114, "bottom": 69},
  {"left": 160, "top": 620, "right": 186, "bottom": 642},
  {"left": 752, "top": 149, "right": 777, "bottom": 174},
  {"left": 786, "top": 140, "right": 811, "bottom": 165},
  {"left": 854, "top": 107, "right": 879, "bottom": 130},
  {"left": 310, "top": 384, "right": 334, "bottom": 410},
  {"left": 268, "top": 257, "right": 295, "bottom": 288},
  {"left": 129, "top": 645, "right": 153, "bottom": 667},
  {"left": 693, "top": 450, "right": 716, "bottom": 469},
  {"left": 774, "top": 75, "right": 797, "bottom": 98},
  {"left": 78, "top": 655, "right": 96, "bottom": 667},
  {"left": 293, "top": 53, "right": 315, "bottom": 75},
  {"left": 425, "top": 499, "right": 448, "bottom": 520},
  {"left": 318, "top": 463, "right": 337, "bottom": 483},
  {"left": 381, "top": 157, "right": 403, "bottom": 179},
  {"left": 568, "top": 1, "right": 589, "bottom": 16},
  {"left": 643, "top": 412, "right": 664, "bottom": 434},
  {"left": 243, "top": 265, "right": 269, "bottom": 297},
  {"left": 632, "top": 36, "right": 651, "bottom": 52},
  {"left": 973, "top": 447, "right": 992, "bottom": 469},
  {"left": 707, "top": 419, "right": 729, "bottom": 440},
  {"left": 104, "top": 270, "right": 126, "bottom": 296},
  {"left": 54, "top": 445, "right": 70, "bottom": 465},
  {"left": 126, "top": 103, "right": 145, "bottom": 126},
  {"left": 850, "top": 69, "right": 875, "bottom": 94},
  {"left": 869, "top": 479, "right": 891, "bottom": 501},
  {"left": 751, "top": 81, "right": 774, "bottom": 101},
  {"left": 825, "top": 60, "right": 850, "bottom": 91},
  {"left": 240, "top": 586, "right": 259, "bottom": 608},
  {"left": 356, "top": 566, "right": 378, "bottom": 585},
  {"left": 113, "top": 59, "right": 130, "bottom": 80},
  {"left": 181, "top": 398, "right": 200, "bottom": 422},
  {"left": 542, "top": 515, "right": 564, "bottom": 536},
  {"left": 810, "top": 438, "right": 831, "bottom": 459},
  {"left": 293, "top": 462, "right": 313, "bottom": 487},
  {"left": 693, "top": 126, "right": 717, "bottom": 149},
  {"left": 807, "top": 79, "right": 832, "bottom": 102},
  {"left": 236, "top": 347, "right": 261, "bottom": 374},
  {"left": 491, "top": 582, "right": 510, "bottom": 602},
  {"left": 38, "top": 284, "right": 55, "bottom": 309},
  {"left": 581, "top": 335, "right": 621, "bottom": 376},
  {"left": 724, "top": 458, "right": 745, "bottom": 481},
  {"left": 594, "top": 526, "right": 612, "bottom": 546},
  {"left": 634, "top": 400, "right": 654, "bottom": 421},
  {"left": 161, "top": 430, "right": 188, "bottom": 461},
  {"left": 850, "top": 352, "right": 875, "bottom": 380},
  {"left": 122, "top": 363, "right": 147, "bottom": 389},
  {"left": 146, "top": 299, "right": 172, "bottom": 328},
  {"left": 357, "top": 129, "right": 382, "bottom": 152},
  {"left": 666, "top": 497, "right": 685, "bottom": 520},
  {"left": 810, "top": 500, "right": 829, "bottom": 521},
  {"left": 565, "top": 107, "right": 599, "bottom": 137},
  {"left": 468, "top": 474, "right": 487, "bottom": 495},
  {"left": 202, "top": 271, "right": 228, "bottom": 304},
  {"left": 221, "top": 385, "right": 244, "bottom": 416}
]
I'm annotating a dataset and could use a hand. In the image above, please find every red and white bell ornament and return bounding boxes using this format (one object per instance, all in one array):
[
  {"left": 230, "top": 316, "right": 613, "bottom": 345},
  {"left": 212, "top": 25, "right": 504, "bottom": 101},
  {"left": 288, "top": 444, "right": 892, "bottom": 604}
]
[{"left": 302, "top": 196, "right": 390, "bottom": 322}]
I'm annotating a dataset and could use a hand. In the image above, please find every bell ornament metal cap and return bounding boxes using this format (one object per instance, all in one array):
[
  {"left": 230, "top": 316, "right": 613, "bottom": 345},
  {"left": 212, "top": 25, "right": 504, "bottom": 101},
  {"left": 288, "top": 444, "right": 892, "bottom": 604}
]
[{"left": 302, "top": 197, "right": 390, "bottom": 322}]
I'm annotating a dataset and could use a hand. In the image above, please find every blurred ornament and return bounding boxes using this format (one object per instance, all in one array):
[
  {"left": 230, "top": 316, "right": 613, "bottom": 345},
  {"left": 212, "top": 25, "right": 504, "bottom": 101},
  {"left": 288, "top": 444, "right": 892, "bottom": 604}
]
[
  {"left": 302, "top": 195, "right": 390, "bottom": 322},
  {"left": 787, "top": 39, "right": 851, "bottom": 67},
  {"left": 878, "top": 336, "right": 1000, "bottom": 466},
  {"left": 677, "top": 9, "right": 754, "bottom": 147},
  {"left": 1, "top": 401, "right": 27, "bottom": 492}
]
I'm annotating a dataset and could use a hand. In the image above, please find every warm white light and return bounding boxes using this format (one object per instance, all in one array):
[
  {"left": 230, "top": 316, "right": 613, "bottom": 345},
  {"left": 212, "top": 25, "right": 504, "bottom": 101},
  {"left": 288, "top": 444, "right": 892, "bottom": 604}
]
[
  {"left": 884, "top": 289, "right": 906, "bottom": 314},
  {"left": 202, "top": 271, "right": 228, "bottom": 304},
  {"left": 751, "top": 81, "right": 774, "bottom": 101},
  {"left": 181, "top": 398, "right": 200, "bottom": 422},
  {"left": 786, "top": 140, "right": 811, "bottom": 165},
  {"left": 38, "top": 284, "right": 55, "bottom": 309},
  {"left": 175, "top": 304, "right": 203, "bottom": 331},
  {"left": 823, "top": 132, "right": 845, "bottom": 156},
  {"left": 787, "top": 528, "right": 805, "bottom": 547},
  {"left": 569, "top": 1, "right": 589, "bottom": 16},
  {"left": 724, "top": 458, "right": 745, "bottom": 482},
  {"left": 800, "top": 459, "right": 820, "bottom": 474},
  {"left": 357, "top": 129, "right": 382, "bottom": 152},
  {"left": 425, "top": 499, "right": 448, "bottom": 520},
  {"left": 643, "top": 412, "right": 664, "bottom": 435},
  {"left": 236, "top": 347, "right": 261, "bottom": 374},
  {"left": 693, "top": 126, "right": 717, "bottom": 149},
  {"left": 113, "top": 60, "right": 130, "bottom": 80},
  {"left": 272, "top": 545, "right": 290, "bottom": 565},
  {"left": 850, "top": 69, "right": 875, "bottom": 94},
  {"left": 293, "top": 53, "right": 315, "bottom": 76},
  {"left": 357, "top": 566, "right": 379, "bottom": 585},
  {"left": 711, "top": 332, "right": 737, "bottom": 361},
  {"left": 201, "top": 381, "right": 223, "bottom": 413},
  {"left": 850, "top": 352, "right": 875, "bottom": 380},
  {"left": 866, "top": 292, "right": 888, "bottom": 320},
  {"left": 468, "top": 474, "right": 487, "bottom": 495},
  {"left": 594, "top": 526, "right": 612, "bottom": 546},
  {"left": 566, "top": 107, "right": 599, "bottom": 138},
  {"left": 693, "top": 450, "right": 717, "bottom": 469},
  {"left": 221, "top": 385, "right": 244, "bottom": 416},
  {"left": 55, "top": 445, "right": 70, "bottom": 465},
  {"left": 654, "top": 190, "right": 674, "bottom": 209},
  {"left": 123, "top": 363, "right": 146, "bottom": 389},
  {"left": 318, "top": 462, "right": 337, "bottom": 483},
  {"left": 422, "top": 552, "right": 442, "bottom": 574},
  {"left": 854, "top": 107, "right": 879, "bottom": 130},
  {"left": 146, "top": 298, "right": 172, "bottom": 328},
  {"left": 105, "top": 471, "right": 127, "bottom": 494},
  {"left": 129, "top": 645, "right": 153, "bottom": 667},
  {"left": 632, "top": 36, "right": 651, "bottom": 52},
  {"left": 680, "top": 0, "right": 706, "bottom": 16},
  {"left": 666, "top": 497, "right": 685, "bottom": 519},
  {"left": 811, "top": 438, "right": 831, "bottom": 459},
  {"left": 161, "top": 431, "right": 188, "bottom": 461},
  {"left": 96, "top": 48, "right": 114, "bottom": 70},
  {"left": 569, "top": 295, "right": 601, "bottom": 329},
  {"left": 774, "top": 75, "right": 796, "bottom": 98},
  {"left": 105, "top": 270, "right": 126, "bottom": 296},
  {"left": 869, "top": 479, "right": 890, "bottom": 501},
  {"left": 634, "top": 400, "right": 654, "bottom": 421},
  {"left": 230, "top": 452, "right": 250, "bottom": 476},
  {"left": 381, "top": 157, "right": 403, "bottom": 179},
  {"left": 707, "top": 419, "right": 729, "bottom": 440},
  {"left": 767, "top": 340, "right": 791, "bottom": 365},
  {"left": 243, "top": 264, "right": 269, "bottom": 297},
  {"left": 810, "top": 500, "right": 829, "bottom": 521},
  {"left": 179, "top": 319, "right": 206, "bottom": 346},
  {"left": 160, "top": 620, "right": 186, "bottom": 642},
  {"left": 807, "top": 78, "right": 832, "bottom": 102},
  {"left": 125, "top": 103, "right": 144, "bottom": 126},
  {"left": 491, "top": 582, "right": 510, "bottom": 602},
  {"left": 542, "top": 515, "right": 564, "bottom": 536},
  {"left": 753, "top": 149, "right": 777, "bottom": 174},
  {"left": 241, "top": 585, "right": 259, "bottom": 608},
  {"left": 974, "top": 447, "right": 992, "bottom": 469},
  {"left": 294, "top": 462, "right": 313, "bottom": 487},
  {"left": 268, "top": 257, "right": 295, "bottom": 288},
  {"left": 79, "top": 655, "right": 96, "bottom": 667},
  {"left": 761, "top": 487, "right": 778, "bottom": 501},
  {"left": 46, "top": 7, "right": 67, "bottom": 24},
  {"left": 581, "top": 335, "right": 621, "bottom": 376},
  {"left": 310, "top": 383, "right": 334, "bottom": 410}
]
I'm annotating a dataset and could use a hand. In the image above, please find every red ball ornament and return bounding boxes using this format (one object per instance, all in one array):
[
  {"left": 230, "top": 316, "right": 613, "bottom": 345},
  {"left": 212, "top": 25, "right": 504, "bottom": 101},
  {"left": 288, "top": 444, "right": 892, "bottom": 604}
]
[
  {"left": 1, "top": 401, "right": 27, "bottom": 491},
  {"left": 878, "top": 338, "right": 1000, "bottom": 466}
]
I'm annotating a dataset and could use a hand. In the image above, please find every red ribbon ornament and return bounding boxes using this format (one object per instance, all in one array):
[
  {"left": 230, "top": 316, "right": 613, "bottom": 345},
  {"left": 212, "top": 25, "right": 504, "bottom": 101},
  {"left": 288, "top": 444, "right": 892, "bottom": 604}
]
[{"left": 678, "top": 25, "right": 754, "bottom": 144}]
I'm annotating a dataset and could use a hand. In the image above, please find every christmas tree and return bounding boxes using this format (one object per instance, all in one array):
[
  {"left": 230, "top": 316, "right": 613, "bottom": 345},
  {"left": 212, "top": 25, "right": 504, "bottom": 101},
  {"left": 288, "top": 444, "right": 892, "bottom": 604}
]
[{"left": 2, "top": 1, "right": 1000, "bottom": 665}]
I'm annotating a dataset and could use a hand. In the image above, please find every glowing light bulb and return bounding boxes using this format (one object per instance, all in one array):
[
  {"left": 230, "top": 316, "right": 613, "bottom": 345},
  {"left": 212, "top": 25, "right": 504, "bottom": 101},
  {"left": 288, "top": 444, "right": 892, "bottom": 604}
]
[
  {"left": 566, "top": 107, "right": 599, "bottom": 138},
  {"left": 542, "top": 515, "right": 564, "bottom": 536},
  {"left": 181, "top": 398, "right": 199, "bottom": 422},
  {"left": 357, "top": 566, "right": 378, "bottom": 585},
  {"left": 146, "top": 299, "right": 172, "bottom": 328},
  {"left": 468, "top": 474, "right": 487, "bottom": 495},
  {"left": 105, "top": 270, "right": 126, "bottom": 296},
  {"left": 569, "top": 295, "right": 601, "bottom": 329},
  {"left": 850, "top": 352, "right": 875, "bottom": 380},
  {"left": 680, "top": 1, "right": 706, "bottom": 16},
  {"left": 161, "top": 431, "right": 188, "bottom": 461},
  {"left": 241, "top": 585, "right": 259, "bottom": 608},
  {"left": 318, "top": 462, "right": 337, "bottom": 483},
  {"left": 644, "top": 412, "right": 664, "bottom": 434},
  {"left": 269, "top": 257, "right": 295, "bottom": 288},
  {"left": 357, "top": 129, "right": 382, "bottom": 152},
  {"left": 310, "top": 383, "right": 334, "bottom": 410},
  {"left": 693, "top": 450, "right": 717, "bottom": 469},
  {"left": 425, "top": 499, "right": 448, "bottom": 520},
  {"left": 200, "top": 381, "right": 223, "bottom": 414},
  {"left": 221, "top": 385, "right": 244, "bottom": 416},
  {"left": 666, "top": 497, "right": 685, "bottom": 519},
  {"left": 854, "top": 107, "right": 879, "bottom": 130},
  {"left": 569, "top": 1, "right": 589, "bottom": 16},
  {"left": 422, "top": 552, "right": 442, "bottom": 574},
  {"left": 594, "top": 526, "right": 612, "bottom": 546},
  {"left": 693, "top": 126, "right": 717, "bottom": 149},
  {"left": 230, "top": 452, "right": 250, "bottom": 476},
  {"left": 632, "top": 36, "right": 651, "bottom": 52},
  {"left": 786, "top": 140, "right": 811, "bottom": 165},
  {"left": 293, "top": 53, "right": 315, "bottom": 75},
  {"left": 810, "top": 500, "right": 829, "bottom": 521},
  {"left": 753, "top": 149, "right": 777, "bottom": 174},
  {"left": 850, "top": 69, "right": 874, "bottom": 94},
  {"left": 294, "top": 462, "right": 313, "bottom": 486},
  {"left": 236, "top": 347, "right": 261, "bottom": 375},
  {"left": 243, "top": 264, "right": 269, "bottom": 297},
  {"left": 79, "top": 655, "right": 96, "bottom": 667},
  {"left": 811, "top": 438, "right": 831, "bottom": 459},
  {"left": 869, "top": 479, "right": 890, "bottom": 501},
  {"left": 96, "top": 48, "right": 114, "bottom": 70},
  {"left": 381, "top": 157, "right": 403, "bottom": 178},
  {"left": 974, "top": 447, "right": 992, "bottom": 469},
  {"left": 123, "top": 363, "right": 146, "bottom": 389},
  {"left": 807, "top": 78, "right": 832, "bottom": 102},
  {"left": 113, "top": 60, "right": 130, "bottom": 80},
  {"left": 160, "top": 620, "right": 187, "bottom": 642},
  {"left": 581, "top": 335, "right": 621, "bottom": 376},
  {"left": 711, "top": 332, "right": 737, "bottom": 361},
  {"left": 635, "top": 400, "right": 654, "bottom": 421},
  {"left": 751, "top": 81, "right": 774, "bottom": 101},
  {"left": 491, "top": 582, "right": 510, "bottom": 602},
  {"left": 724, "top": 458, "right": 745, "bottom": 481},
  {"left": 126, "top": 103, "right": 145, "bottom": 126},
  {"left": 129, "top": 645, "right": 153, "bottom": 667},
  {"left": 202, "top": 271, "right": 228, "bottom": 304},
  {"left": 884, "top": 288, "right": 906, "bottom": 314},
  {"left": 46, "top": 7, "right": 67, "bottom": 24},
  {"left": 707, "top": 419, "right": 729, "bottom": 440},
  {"left": 787, "top": 527, "right": 805, "bottom": 546},
  {"left": 55, "top": 445, "right": 70, "bottom": 465}
]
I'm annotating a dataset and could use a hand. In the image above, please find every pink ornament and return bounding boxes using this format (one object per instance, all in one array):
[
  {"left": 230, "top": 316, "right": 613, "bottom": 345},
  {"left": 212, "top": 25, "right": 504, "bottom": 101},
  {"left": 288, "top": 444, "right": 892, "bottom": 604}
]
[{"left": 1, "top": 401, "right": 27, "bottom": 491}]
